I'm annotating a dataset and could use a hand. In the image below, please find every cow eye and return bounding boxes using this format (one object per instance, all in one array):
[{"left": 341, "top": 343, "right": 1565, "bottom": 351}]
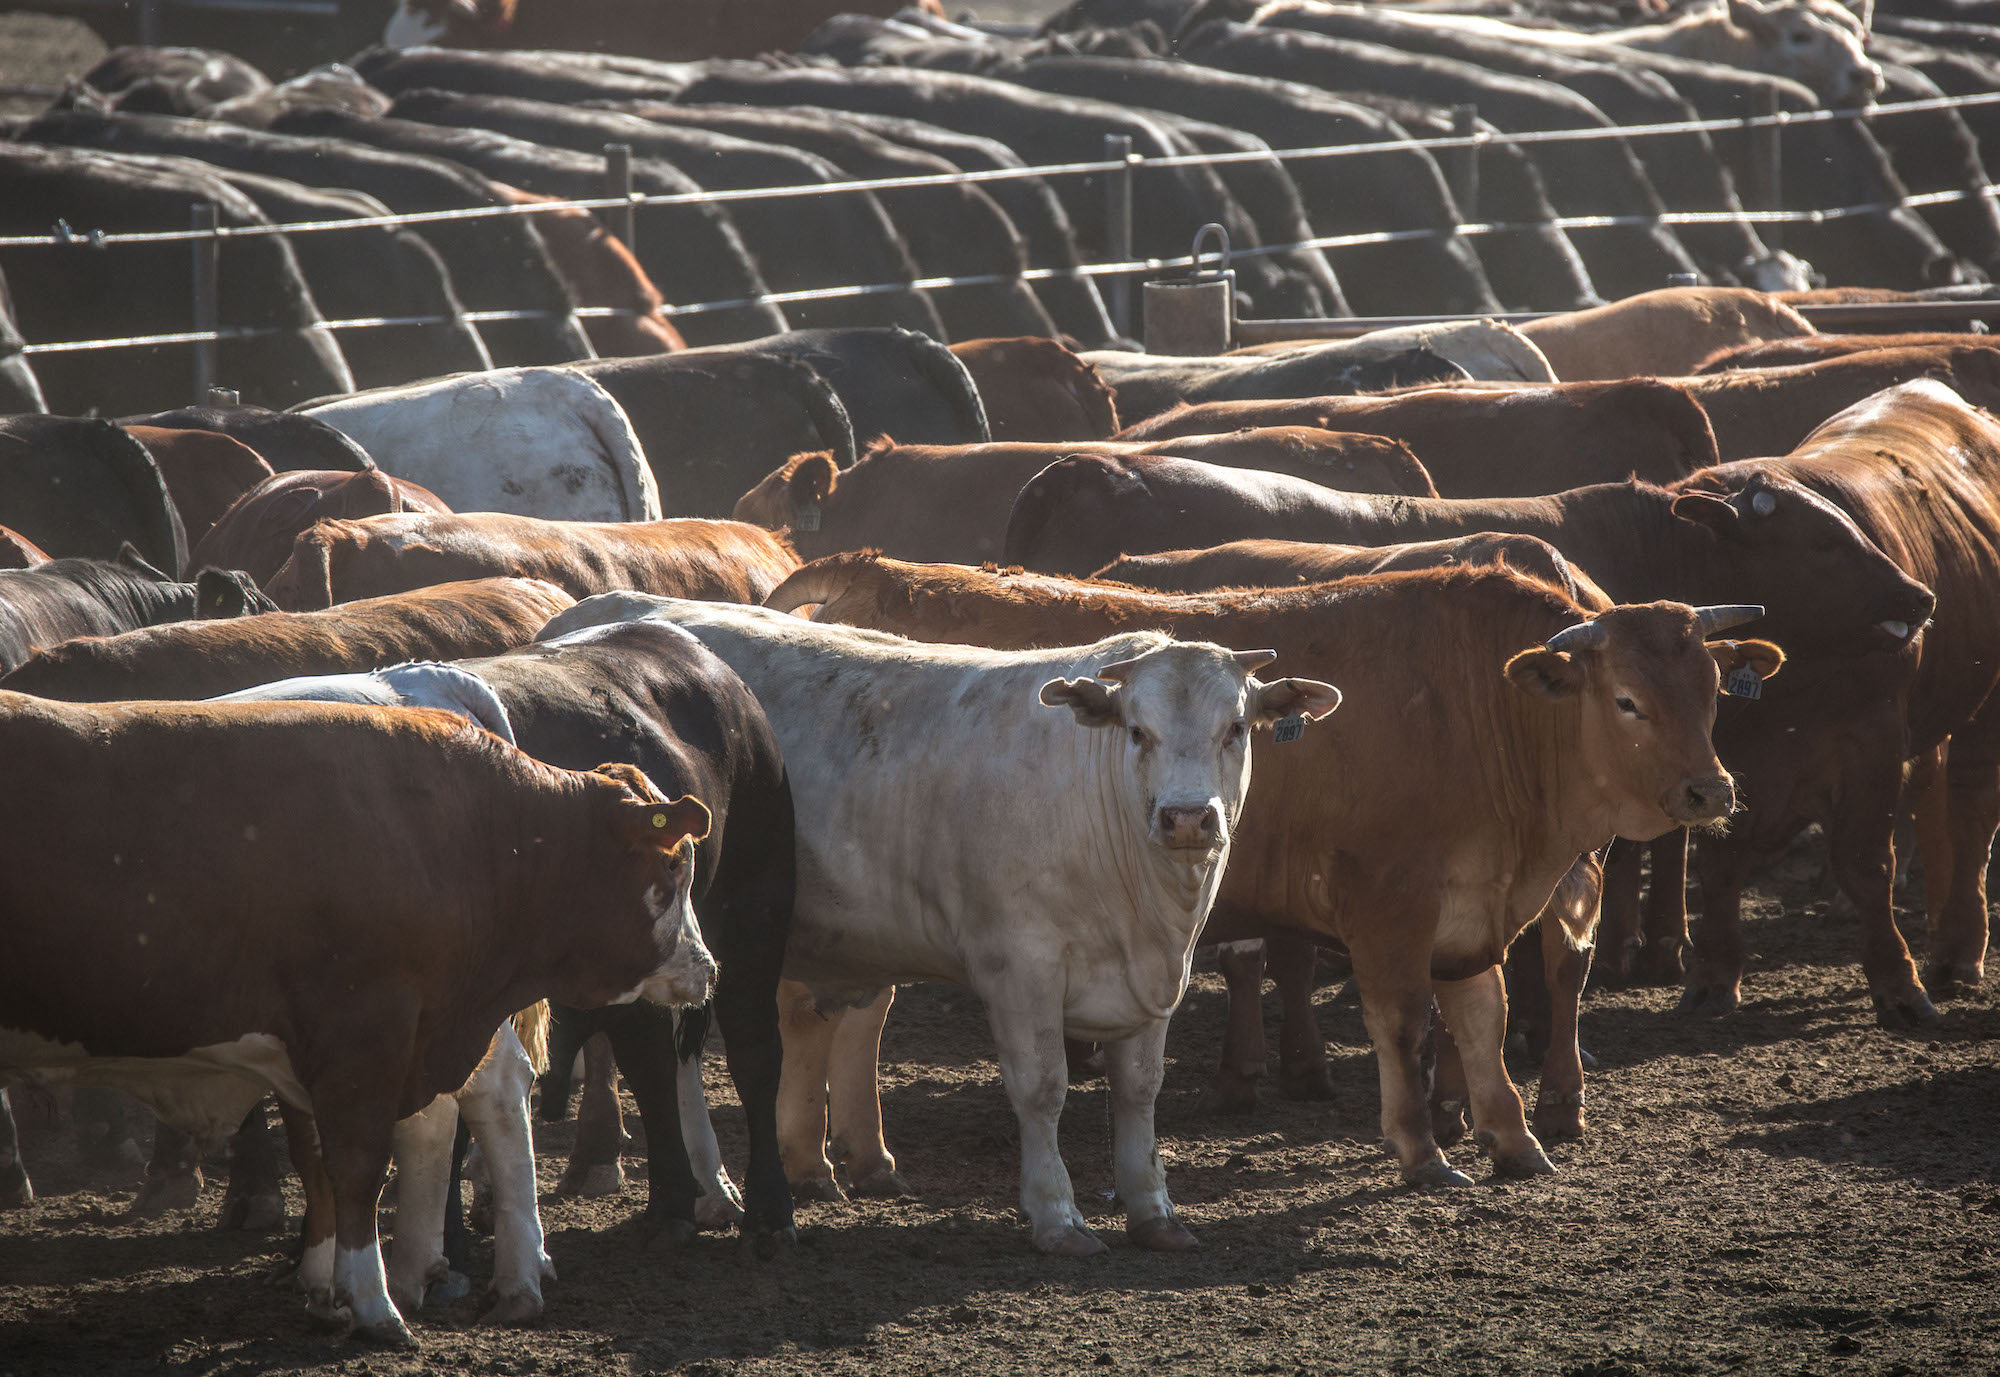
[
  {"left": 1129, "top": 726, "right": 1150, "bottom": 748},
  {"left": 1225, "top": 719, "right": 1247, "bottom": 746},
  {"left": 1615, "top": 694, "right": 1646, "bottom": 719}
]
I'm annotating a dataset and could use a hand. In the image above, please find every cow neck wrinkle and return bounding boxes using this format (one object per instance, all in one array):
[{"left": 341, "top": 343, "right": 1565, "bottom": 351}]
[
  {"left": 1072, "top": 725, "right": 1222, "bottom": 1023},
  {"left": 1392, "top": 483, "right": 1687, "bottom": 605}
]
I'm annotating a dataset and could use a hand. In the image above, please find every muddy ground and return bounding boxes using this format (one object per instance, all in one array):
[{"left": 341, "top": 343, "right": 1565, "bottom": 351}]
[{"left": 3, "top": 839, "right": 1996, "bottom": 1377}]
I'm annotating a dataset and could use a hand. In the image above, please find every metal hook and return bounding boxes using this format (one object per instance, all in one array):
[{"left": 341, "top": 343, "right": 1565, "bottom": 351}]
[{"left": 1190, "top": 222, "right": 1231, "bottom": 283}]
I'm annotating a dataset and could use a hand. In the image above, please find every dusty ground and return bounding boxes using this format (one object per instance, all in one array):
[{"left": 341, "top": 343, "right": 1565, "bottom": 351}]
[{"left": 3, "top": 843, "right": 1996, "bottom": 1377}]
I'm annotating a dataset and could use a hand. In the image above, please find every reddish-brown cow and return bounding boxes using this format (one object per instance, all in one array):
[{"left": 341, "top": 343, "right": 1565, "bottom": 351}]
[
  {"left": 264, "top": 512, "right": 797, "bottom": 611},
  {"left": 1694, "top": 332, "right": 1995, "bottom": 372},
  {"left": 947, "top": 337, "right": 1120, "bottom": 442},
  {"left": 193, "top": 468, "right": 452, "bottom": 589},
  {"left": 123, "top": 426, "right": 276, "bottom": 545},
  {"left": 0, "top": 525, "right": 48, "bottom": 570}
]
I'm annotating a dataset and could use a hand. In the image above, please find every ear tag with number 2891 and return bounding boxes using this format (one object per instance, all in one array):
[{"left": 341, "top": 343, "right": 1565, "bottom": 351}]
[{"left": 1273, "top": 714, "right": 1307, "bottom": 744}]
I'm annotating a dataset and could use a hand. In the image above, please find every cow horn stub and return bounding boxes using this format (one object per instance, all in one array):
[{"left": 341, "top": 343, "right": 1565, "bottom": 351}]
[
  {"left": 1544, "top": 620, "right": 1608, "bottom": 654},
  {"left": 1232, "top": 648, "right": 1278, "bottom": 674},
  {"left": 1694, "top": 604, "right": 1766, "bottom": 637},
  {"left": 1096, "top": 656, "right": 1141, "bottom": 683}
]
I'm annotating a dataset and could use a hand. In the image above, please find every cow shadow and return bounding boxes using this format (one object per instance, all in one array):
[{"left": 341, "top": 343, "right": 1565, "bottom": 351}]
[{"left": 1719, "top": 1064, "right": 2000, "bottom": 1190}]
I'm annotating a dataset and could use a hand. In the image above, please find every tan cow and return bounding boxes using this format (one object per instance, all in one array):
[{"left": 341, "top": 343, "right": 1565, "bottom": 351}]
[{"left": 1518, "top": 288, "right": 1817, "bottom": 381}]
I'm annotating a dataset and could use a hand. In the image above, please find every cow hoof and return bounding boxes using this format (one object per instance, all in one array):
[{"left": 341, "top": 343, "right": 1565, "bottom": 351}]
[
  {"left": 556, "top": 1161, "right": 624, "bottom": 1198},
  {"left": 1402, "top": 1157, "right": 1474, "bottom": 1189},
  {"left": 1128, "top": 1215, "right": 1199, "bottom": 1252},
  {"left": 1492, "top": 1145, "right": 1557, "bottom": 1179},
  {"left": 79, "top": 1131, "right": 145, "bottom": 1173},
  {"left": 1872, "top": 987, "right": 1940, "bottom": 1030},
  {"left": 1922, "top": 959, "right": 1983, "bottom": 1000},
  {"left": 431, "top": 1270, "right": 471, "bottom": 1303},
  {"left": 219, "top": 1188, "right": 284, "bottom": 1232},
  {"left": 847, "top": 1165, "right": 914, "bottom": 1198},
  {"left": 643, "top": 1217, "right": 699, "bottom": 1252},
  {"left": 1430, "top": 1099, "right": 1468, "bottom": 1147},
  {"left": 748, "top": 1225, "right": 797, "bottom": 1261},
  {"left": 304, "top": 1290, "right": 343, "bottom": 1331},
  {"left": 1035, "top": 1225, "right": 1108, "bottom": 1258},
  {"left": 129, "top": 1170, "right": 202, "bottom": 1218},
  {"left": 350, "top": 1315, "right": 418, "bottom": 1349},
  {"left": 0, "top": 1169, "right": 32, "bottom": 1210},
  {"left": 1677, "top": 982, "right": 1739, "bottom": 1018},
  {"left": 480, "top": 1289, "right": 544, "bottom": 1327},
  {"left": 789, "top": 1175, "right": 846, "bottom": 1204},
  {"left": 1198, "top": 1079, "right": 1260, "bottom": 1117},
  {"left": 696, "top": 1192, "right": 746, "bottom": 1231},
  {"left": 1065, "top": 1039, "right": 1106, "bottom": 1083},
  {"left": 1277, "top": 1063, "right": 1336, "bottom": 1102},
  {"left": 1532, "top": 1096, "right": 1586, "bottom": 1144}
]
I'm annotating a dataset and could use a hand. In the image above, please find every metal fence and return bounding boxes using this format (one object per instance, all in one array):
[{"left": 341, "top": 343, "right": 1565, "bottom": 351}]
[{"left": 8, "top": 86, "right": 2000, "bottom": 397}]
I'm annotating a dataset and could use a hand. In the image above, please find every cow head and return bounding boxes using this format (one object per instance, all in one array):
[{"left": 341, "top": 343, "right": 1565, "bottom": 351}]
[
  {"left": 1040, "top": 642, "right": 1341, "bottom": 861},
  {"left": 1720, "top": 0, "right": 1883, "bottom": 106},
  {"left": 734, "top": 452, "right": 839, "bottom": 548},
  {"left": 1507, "top": 603, "right": 1785, "bottom": 840},
  {"left": 588, "top": 763, "right": 715, "bottom": 1008},
  {"left": 384, "top": 0, "right": 507, "bottom": 47},
  {"left": 1670, "top": 471, "right": 1935, "bottom": 656}
]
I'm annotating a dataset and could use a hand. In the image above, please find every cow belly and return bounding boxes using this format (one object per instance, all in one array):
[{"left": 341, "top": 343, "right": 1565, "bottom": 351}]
[{"left": 0, "top": 1027, "right": 309, "bottom": 1143}]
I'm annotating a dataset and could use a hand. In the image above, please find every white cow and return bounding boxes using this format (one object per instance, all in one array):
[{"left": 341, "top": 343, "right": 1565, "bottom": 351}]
[
  {"left": 537, "top": 596, "right": 1340, "bottom": 1255},
  {"left": 297, "top": 368, "right": 661, "bottom": 523}
]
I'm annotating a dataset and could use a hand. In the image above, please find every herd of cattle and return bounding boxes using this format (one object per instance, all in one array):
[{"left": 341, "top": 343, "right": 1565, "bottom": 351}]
[
  {"left": 4, "top": 0, "right": 2000, "bottom": 1357},
  {"left": 18, "top": 0, "right": 2000, "bottom": 419}
]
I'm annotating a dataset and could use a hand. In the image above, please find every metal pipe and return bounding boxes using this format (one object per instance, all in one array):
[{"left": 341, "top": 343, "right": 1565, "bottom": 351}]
[
  {"left": 1103, "top": 134, "right": 1134, "bottom": 339},
  {"left": 1750, "top": 87, "right": 1784, "bottom": 253},
  {"left": 603, "top": 143, "right": 636, "bottom": 253},
  {"left": 190, "top": 203, "right": 219, "bottom": 405},
  {"left": 1234, "top": 298, "right": 2000, "bottom": 343},
  {"left": 1451, "top": 104, "right": 1480, "bottom": 223}
]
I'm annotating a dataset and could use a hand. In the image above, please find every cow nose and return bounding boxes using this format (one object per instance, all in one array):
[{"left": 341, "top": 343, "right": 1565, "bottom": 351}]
[
  {"left": 1671, "top": 775, "right": 1736, "bottom": 825},
  {"left": 1157, "top": 803, "right": 1223, "bottom": 850}
]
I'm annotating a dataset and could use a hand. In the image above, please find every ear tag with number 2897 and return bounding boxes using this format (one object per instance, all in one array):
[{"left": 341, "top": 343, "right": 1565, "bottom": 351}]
[
  {"left": 1724, "top": 666, "right": 1762, "bottom": 700},
  {"left": 793, "top": 499, "right": 821, "bottom": 533},
  {"left": 1273, "top": 714, "right": 1307, "bottom": 744}
]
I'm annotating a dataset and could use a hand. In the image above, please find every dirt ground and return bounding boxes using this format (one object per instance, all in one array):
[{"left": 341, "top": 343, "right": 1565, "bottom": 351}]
[{"left": 3, "top": 839, "right": 1996, "bottom": 1377}]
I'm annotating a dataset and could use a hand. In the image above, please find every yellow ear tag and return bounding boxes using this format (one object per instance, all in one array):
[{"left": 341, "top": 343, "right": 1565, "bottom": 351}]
[{"left": 652, "top": 813, "right": 668, "bottom": 829}]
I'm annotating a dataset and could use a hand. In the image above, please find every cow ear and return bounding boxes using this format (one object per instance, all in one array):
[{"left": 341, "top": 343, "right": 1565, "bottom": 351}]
[
  {"left": 788, "top": 453, "right": 838, "bottom": 506},
  {"left": 1505, "top": 647, "right": 1586, "bottom": 700},
  {"left": 115, "top": 543, "right": 170, "bottom": 580},
  {"left": 1710, "top": 637, "right": 1785, "bottom": 683},
  {"left": 194, "top": 567, "right": 263, "bottom": 618},
  {"left": 1671, "top": 491, "right": 1741, "bottom": 540},
  {"left": 615, "top": 795, "right": 712, "bottom": 853},
  {"left": 1039, "top": 675, "right": 1121, "bottom": 728},
  {"left": 1251, "top": 676, "right": 1342, "bottom": 726}
]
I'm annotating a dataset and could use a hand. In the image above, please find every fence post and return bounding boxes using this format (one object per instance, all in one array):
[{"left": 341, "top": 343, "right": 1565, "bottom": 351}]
[
  {"left": 136, "top": 0, "right": 161, "bottom": 46},
  {"left": 603, "top": 142, "right": 636, "bottom": 253},
  {"left": 1749, "top": 86, "right": 1784, "bottom": 253},
  {"left": 1451, "top": 104, "right": 1480, "bottom": 222},
  {"left": 1103, "top": 133, "right": 1134, "bottom": 339},
  {"left": 190, "top": 202, "right": 219, "bottom": 406}
]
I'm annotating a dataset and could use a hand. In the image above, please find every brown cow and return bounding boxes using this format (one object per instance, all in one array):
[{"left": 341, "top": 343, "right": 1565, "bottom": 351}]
[
  {"left": 123, "top": 426, "right": 276, "bottom": 544},
  {"left": 0, "top": 525, "right": 48, "bottom": 570},
  {"left": 494, "top": 189, "right": 682, "bottom": 357},
  {"left": 1115, "top": 378, "right": 1719, "bottom": 496},
  {"left": 0, "top": 693, "right": 711, "bottom": 1344},
  {"left": 1517, "top": 287, "right": 1816, "bottom": 381},
  {"left": 263, "top": 513, "right": 797, "bottom": 612},
  {"left": 1694, "top": 332, "right": 1996, "bottom": 373},
  {"left": 384, "top": 0, "right": 944, "bottom": 59},
  {"left": 192, "top": 468, "right": 453, "bottom": 589},
  {"left": 733, "top": 432, "right": 1433, "bottom": 564},
  {"left": 762, "top": 553, "right": 1780, "bottom": 1176},
  {"left": 948, "top": 337, "right": 1120, "bottom": 441},
  {"left": 0, "top": 577, "right": 574, "bottom": 702}
]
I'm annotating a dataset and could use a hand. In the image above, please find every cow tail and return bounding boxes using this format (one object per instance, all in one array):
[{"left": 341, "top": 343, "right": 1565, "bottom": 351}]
[
  {"left": 512, "top": 1001, "right": 551, "bottom": 1077},
  {"left": 675, "top": 1003, "right": 710, "bottom": 1064},
  {"left": 267, "top": 525, "right": 335, "bottom": 611},
  {"left": 1066, "top": 351, "right": 1121, "bottom": 438},
  {"left": 763, "top": 554, "right": 866, "bottom": 615},
  {"left": 794, "top": 360, "right": 858, "bottom": 470}
]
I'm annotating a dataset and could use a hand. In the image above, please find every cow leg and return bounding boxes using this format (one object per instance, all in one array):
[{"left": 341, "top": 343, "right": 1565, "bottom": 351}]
[
  {"left": 603, "top": 1007, "right": 701, "bottom": 1249},
  {"left": 555, "top": 1033, "right": 625, "bottom": 1198},
  {"left": 317, "top": 1094, "right": 411, "bottom": 1348},
  {"left": 1354, "top": 938, "right": 1469, "bottom": 1187},
  {"left": 829, "top": 987, "right": 907, "bottom": 1197},
  {"left": 776, "top": 979, "right": 843, "bottom": 1202},
  {"left": 385, "top": 1095, "right": 460, "bottom": 1319},
  {"left": 1635, "top": 831, "right": 1690, "bottom": 986},
  {"left": 1928, "top": 728, "right": 1999, "bottom": 995},
  {"left": 536, "top": 1005, "right": 590, "bottom": 1125},
  {"left": 1910, "top": 740, "right": 1951, "bottom": 940},
  {"left": 1428, "top": 1005, "right": 1469, "bottom": 1148},
  {"left": 985, "top": 987, "right": 1100, "bottom": 1256},
  {"left": 457, "top": 1024, "right": 553, "bottom": 1325},
  {"left": 1532, "top": 918, "right": 1592, "bottom": 1144},
  {"left": 1206, "top": 939, "right": 1267, "bottom": 1114},
  {"left": 711, "top": 961, "right": 793, "bottom": 1249},
  {"left": 220, "top": 1100, "right": 286, "bottom": 1231},
  {"left": 1594, "top": 837, "right": 1645, "bottom": 986},
  {"left": 1683, "top": 836, "right": 1756, "bottom": 1017},
  {"left": 1105, "top": 1016, "right": 1194, "bottom": 1252},
  {"left": 1271, "top": 931, "right": 1335, "bottom": 1101},
  {"left": 73, "top": 1087, "right": 143, "bottom": 1172},
  {"left": 1826, "top": 761, "right": 1936, "bottom": 1028},
  {"left": 1434, "top": 965, "right": 1552, "bottom": 1178},
  {"left": 675, "top": 1049, "right": 742, "bottom": 1233},
  {"left": 277, "top": 1099, "right": 337, "bottom": 1315},
  {"left": 131, "top": 1120, "right": 203, "bottom": 1218},
  {"left": 0, "top": 1089, "right": 30, "bottom": 1208}
]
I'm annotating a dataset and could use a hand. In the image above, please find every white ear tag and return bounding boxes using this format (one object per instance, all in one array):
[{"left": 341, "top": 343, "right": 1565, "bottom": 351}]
[
  {"left": 794, "top": 499, "right": 821, "bottom": 533},
  {"left": 1724, "top": 665, "right": 1763, "bottom": 700},
  {"left": 1273, "top": 714, "right": 1307, "bottom": 744}
]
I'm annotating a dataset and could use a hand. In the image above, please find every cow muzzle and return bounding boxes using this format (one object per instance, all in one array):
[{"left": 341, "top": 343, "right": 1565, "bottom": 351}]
[
  {"left": 1666, "top": 774, "right": 1736, "bottom": 827},
  {"left": 1841, "top": 63, "right": 1885, "bottom": 107},
  {"left": 1155, "top": 802, "right": 1226, "bottom": 853},
  {"left": 633, "top": 936, "right": 717, "bottom": 1009}
]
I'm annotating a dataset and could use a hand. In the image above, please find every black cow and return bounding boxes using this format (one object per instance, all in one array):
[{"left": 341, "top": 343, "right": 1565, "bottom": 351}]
[
  {"left": 0, "top": 550, "right": 270, "bottom": 675},
  {"left": 0, "top": 142, "right": 354, "bottom": 416},
  {"left": 120, "top": 404, "right": 375, "bottom": 474},
  {"left": 1179, "top": 21, "right": 1701, "bottom": 300},
  {"left": 16, "top": 108, "right": 594, "bottom": 368},
  {"left": 270, "top": 107, "right": 788, "bottom": 346},
  {"left": 82, "top": 45, "right": 271, "bottom": 116},
  {"left": 0, "top": 266, "right": 41, "bottom": 416},
  {"left": 353, "top": 43, "right": 694, "bottom": 105},
  {"left": 384, "top": 88, "right": 947, "bottom": 337},
  {"left": 460, "top": 618, "right": 796, "bottom": 1248},
  {"left": 1, "top": 416, "right": 187, "bottom": 574}
]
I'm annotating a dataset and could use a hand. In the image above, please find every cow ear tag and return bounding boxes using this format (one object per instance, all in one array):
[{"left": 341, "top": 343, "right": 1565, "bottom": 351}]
[
  {"left": 1273, "top": 714, "right": 1307, "bottom": 744},
  {"left": 794, "top": 500, "right": 821, "bottom": 533},
  {"left": 1724, "top": 666, "right": 1763, "bottom": 700}
]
